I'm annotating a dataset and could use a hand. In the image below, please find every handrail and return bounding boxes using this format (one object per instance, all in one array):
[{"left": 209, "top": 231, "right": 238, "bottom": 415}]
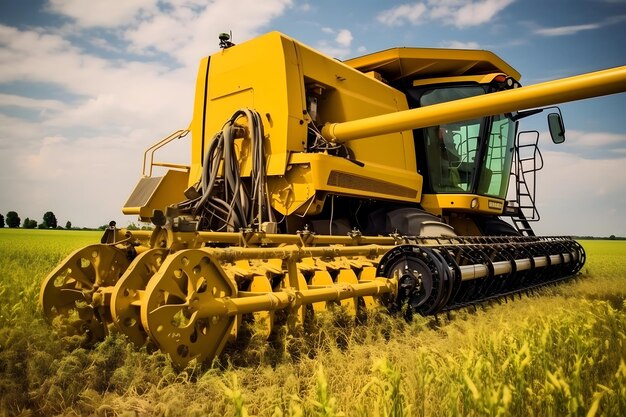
[{"left": 142, "top": 129, "right": 190, "bottom": 177}]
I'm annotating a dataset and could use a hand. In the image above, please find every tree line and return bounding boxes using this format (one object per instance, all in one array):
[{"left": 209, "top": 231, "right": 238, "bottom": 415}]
[
  {"left": 0, "top": 211, "right": 71, "bottom": 230},
  {"left": 0, "top": 211, "right": 622, "bottom": 238},
  {"left": 0, "top": 211, "right": 153, "bottom": 231}
]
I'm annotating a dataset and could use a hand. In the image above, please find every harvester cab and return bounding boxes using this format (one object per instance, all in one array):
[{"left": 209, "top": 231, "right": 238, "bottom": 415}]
[
  {"left": 344, "top": 47, "right": 570, "bottom": 237},
  {"left": 40, "top": 32, "right": 626, "bottom": 368}
]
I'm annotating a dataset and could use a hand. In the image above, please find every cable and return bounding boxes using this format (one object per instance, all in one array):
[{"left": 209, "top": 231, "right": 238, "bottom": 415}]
[
  {"left": 329, "top": 195, "right": 334, "bottom": 235},
  {"left": 308, "top": 125, "right": 341, "bottom": 151},
  {"left": 354, "top": 200, "right": 363, "bottom": 230},
  {"left": 178, "top": 108, "right": 271, "bottom": 232}
]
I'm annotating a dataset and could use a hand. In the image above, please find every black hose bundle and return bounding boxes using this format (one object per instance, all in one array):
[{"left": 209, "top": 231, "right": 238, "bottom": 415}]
[{"left": 178, "top": 109, "right": 273, "bottom": 231}]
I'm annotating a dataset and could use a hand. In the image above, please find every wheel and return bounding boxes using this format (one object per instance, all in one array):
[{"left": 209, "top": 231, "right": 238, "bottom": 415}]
[
  {"left": 140, "top": 249, "right": 237, "bottom": 368},
  {"left": 40, "top": 244, "right": 130, "bottom": 344},
  {"left": 110, "top": 248, "right": 169, "bottom": 346},
  {"left": 376, "top": 245, "right": 452, "bottom": 315}
]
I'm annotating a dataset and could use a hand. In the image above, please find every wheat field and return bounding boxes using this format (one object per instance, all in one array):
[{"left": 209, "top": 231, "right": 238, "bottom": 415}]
[{"left": 0, "top": 229, "right": 625, "bottom": 416}]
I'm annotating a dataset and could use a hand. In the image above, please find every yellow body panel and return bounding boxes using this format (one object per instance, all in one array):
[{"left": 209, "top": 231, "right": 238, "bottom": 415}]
[
  {"left": 182, "top": 32, "right": 423, "bottom": 218},
  {"left": 190, "top": 33, "right": 306, "bottom": 181},
  {"left": 268, "top": 153, "right": 423, "bottom": 215},
  {"left": 294, "top": 39, "right": 416, "bottom": 172},
  {"left": 344, "top": 47, "right": 521, "bottom": 82},
  {"left": 421, "top": 194, "right": 504, "bottom": 216},
  {"left": 122, "top": 169, "right": 189, "bottom": 221},
  {"left": 188, "top": 58, "right": 209, "bottom": 185},
  {"left": 412, "top": 73, "right": 503, "bottom": 87}
]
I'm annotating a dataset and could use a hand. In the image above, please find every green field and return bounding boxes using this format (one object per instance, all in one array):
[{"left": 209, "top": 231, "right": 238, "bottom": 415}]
[{"left": 1, "top": 229, "right": 625, "bottom": 416}]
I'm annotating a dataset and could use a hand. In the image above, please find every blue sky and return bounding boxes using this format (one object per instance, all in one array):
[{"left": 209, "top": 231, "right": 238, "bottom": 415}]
[{"left": 0, "top": 0, "right": 625, "bottom": 235}]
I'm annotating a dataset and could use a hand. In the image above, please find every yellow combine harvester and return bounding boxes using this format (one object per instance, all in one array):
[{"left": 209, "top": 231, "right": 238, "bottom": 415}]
[{"left": 41, "top": 32, "right": 626, "bottom": 367}]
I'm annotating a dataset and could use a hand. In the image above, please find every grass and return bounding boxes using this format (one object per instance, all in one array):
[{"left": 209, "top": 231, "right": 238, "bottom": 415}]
[{"left": 0, "top": 230, "right": 625, "bottom": 416}]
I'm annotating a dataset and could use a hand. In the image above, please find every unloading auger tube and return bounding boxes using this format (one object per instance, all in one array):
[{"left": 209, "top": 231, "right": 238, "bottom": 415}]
[
  {"left": 322, "top": 65, "right": 626, "bottom": 142},
  {"left": 40, "top": 231, "right": 584, "bottom": 368}
]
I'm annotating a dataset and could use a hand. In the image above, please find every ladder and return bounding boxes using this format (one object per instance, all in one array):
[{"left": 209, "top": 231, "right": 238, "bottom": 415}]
[{"left": 508, "top": 131, "right": 544, "bottom": 236}]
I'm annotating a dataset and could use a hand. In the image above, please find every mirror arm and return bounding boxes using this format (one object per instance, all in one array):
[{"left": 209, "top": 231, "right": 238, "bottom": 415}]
[{"left": 510, "top": 108, "right": 544, "bottom": 122}]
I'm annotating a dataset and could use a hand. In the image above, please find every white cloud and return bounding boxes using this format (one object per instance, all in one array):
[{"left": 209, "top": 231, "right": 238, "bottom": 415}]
[
  {"left": 0, "top": 0, "right": 294, "bottom": 133},
  {"left": 437, "top": 0, "right": 515, "bottom": 28},
  {"left": 0, "top": 24, "right": 192, "bottom": 136},
  {"left": 534, "top": 23, "right": 600, "bottom": 37},
  {"left": 316, "top": 27, "right": 354, "bottom": 59},
  {"left": 377, "top": 0, "right": 514, "bottom": 28},
  {"left": 5, "top": 132, "right": 144, "bottom": 227},
  {"left": 565, "top": 130, "right": 626, "bottom": 149},
  {"left": 42, "top": 1, "right": 296, "bottom": 68},
  {"left": 46, "top": 0, "right": 158, "bottom": 28},
  {"left": 335, "top": 29, "right": 353, "bottom": 48},
  {"left": 87, "top": 36, "right": 124, "bottom": 53},
  {"left": 533, "top": 150, "right": 626, "bottom": 236},
  {"left": 533, "top": 15, "right": 626, "bottom": 37},
  {"left": 0, "top": 113, "right": 48, "bottom": 152},
  {"left": 316, "top": 43, "right": 351, "bottom": 59},
  {"left": 0, "top": 26, "right": 75, "bottom": 84},
  {"left": 123, "top": 0, "right": 293, "bottom": 67},
  {"left": 1, "top": 118, "right": 190, "bottom": 227},
  {"left": 539, "top": 130, "right": 626, "bottom": 160},
  {"left": 440, "top": 40, "right": 481, "bottom": 49},
  {"left": 0, "top": 93, "right": 65, "bottom": 111},
  {"left": 377, "top": 3, "right": 427, "bottom": 26}
]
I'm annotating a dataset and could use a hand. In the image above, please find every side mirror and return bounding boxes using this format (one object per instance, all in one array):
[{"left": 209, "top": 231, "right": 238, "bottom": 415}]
[{"left": 548, "top": 112, "right": 565, "bottom": 144}]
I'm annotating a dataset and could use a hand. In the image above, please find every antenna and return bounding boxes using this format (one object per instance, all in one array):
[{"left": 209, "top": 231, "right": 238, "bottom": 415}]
[{"left": 218, "top": 31, "right": 235, "bottom": 49}]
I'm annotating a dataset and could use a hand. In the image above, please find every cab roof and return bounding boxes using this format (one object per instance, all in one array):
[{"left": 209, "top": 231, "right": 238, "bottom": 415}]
[{"left": 344, "top": 47, "right": 521, "bottom": 82}]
